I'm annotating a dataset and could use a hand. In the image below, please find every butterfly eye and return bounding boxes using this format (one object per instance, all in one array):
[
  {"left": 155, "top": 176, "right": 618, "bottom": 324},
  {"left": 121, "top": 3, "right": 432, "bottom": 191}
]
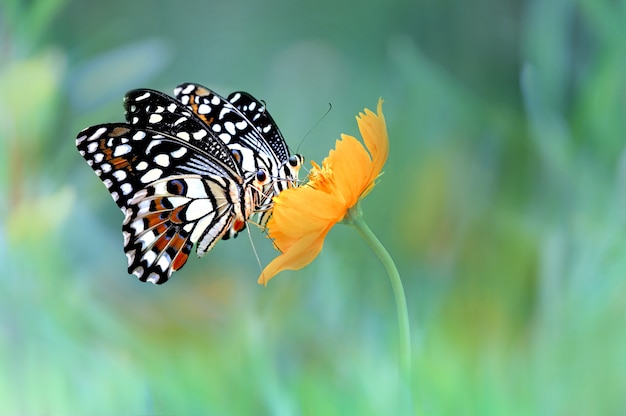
[
  {"left": 289, "top": 154, "right": 303, "bottom": 167},
  {"left": 256, "top": 169, "right": 268, "bottom": 183}
]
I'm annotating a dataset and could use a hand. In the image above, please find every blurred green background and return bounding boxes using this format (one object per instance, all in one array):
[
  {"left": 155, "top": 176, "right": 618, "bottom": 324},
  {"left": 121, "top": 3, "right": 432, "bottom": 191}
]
[{"left": 2, "top": 0, "right": 626, "bottom": 414}]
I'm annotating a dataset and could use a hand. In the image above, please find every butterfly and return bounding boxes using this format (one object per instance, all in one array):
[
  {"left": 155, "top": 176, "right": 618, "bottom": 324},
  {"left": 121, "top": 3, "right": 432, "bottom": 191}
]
[{"left": 76, "top": 84, "right": 302, "bottom": 284}]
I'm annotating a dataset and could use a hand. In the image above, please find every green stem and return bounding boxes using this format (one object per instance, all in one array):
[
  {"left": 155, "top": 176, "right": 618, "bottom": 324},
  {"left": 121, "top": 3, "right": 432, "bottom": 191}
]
[{"left": 345, "top": 204, "right": 412, "bottom": 383}]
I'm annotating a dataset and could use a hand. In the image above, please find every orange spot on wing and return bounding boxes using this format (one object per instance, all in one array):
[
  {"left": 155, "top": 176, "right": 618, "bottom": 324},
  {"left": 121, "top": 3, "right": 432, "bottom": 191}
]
[
  {"left": 195, "top": 86, "right": 210, "bottom": 95},
  {"left": 172, "top": 250, "right": 189, "bottom": 271},
  {"left": 233, "top": 218, "right": 245, "bottom": 232},
  {"left": 153, "top": 223, "right": 168, "bottom": 237},
  {"left": 171, "top": 235, "right": 191, "bottom": 271},
  {"left": 110, "top": 127, "right": 129, "bottom": 137},
  {"left": 169, "top": 205, "right": 186, "bottom": 224},
  {"left": 110, "top": 157, "right": 131, "bottom": 169},
  {"left": 153, "top": 233, "right": 170, "bottom": 253},
  {"left": 144, "top": 212, "right": 167, "bottom": 228},
  {"left": 99, "top": 140, "right": 135, "bottom": 171}
]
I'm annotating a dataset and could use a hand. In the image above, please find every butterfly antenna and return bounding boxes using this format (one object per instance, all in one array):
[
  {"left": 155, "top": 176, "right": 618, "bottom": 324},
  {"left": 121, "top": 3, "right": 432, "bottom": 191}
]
[
  {"left": 246, "top": 221, "right": 264, "bottom": 273},
  {"left": 294, "top": 102, "right": 332, "bottom": 154}
]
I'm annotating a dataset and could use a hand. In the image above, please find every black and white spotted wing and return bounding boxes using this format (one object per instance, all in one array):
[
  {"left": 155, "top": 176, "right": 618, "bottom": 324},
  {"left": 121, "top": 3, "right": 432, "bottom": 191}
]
[
  {"left": 123, "top": 89, "right": 240, "bottom": 174},
  {"left": 227, "top": 90, "right": 304, "bottom": 190},
  {"left": 76, "top": 123, "right": 254, "bottom": 284},
  {"left": 173, "top": 83, "right": 303, "bottom": 219},
  {"left": 227, "top": 91, "right": 290, "bottom": 166}
]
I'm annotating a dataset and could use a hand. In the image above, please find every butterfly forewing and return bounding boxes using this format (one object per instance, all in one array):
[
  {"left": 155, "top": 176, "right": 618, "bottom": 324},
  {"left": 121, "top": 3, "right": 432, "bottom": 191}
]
[
  {"left": 124, "top": 89, "right": 239, "bottom": 173},
  {"left": 227, "top": 91, "right": 290, "bottom": 165},
  {"left": 173, "top": 83, "right": 279, "bottom": 177},
  {"left": 76, "top": 123, "right": 250, "bottom": 284}
]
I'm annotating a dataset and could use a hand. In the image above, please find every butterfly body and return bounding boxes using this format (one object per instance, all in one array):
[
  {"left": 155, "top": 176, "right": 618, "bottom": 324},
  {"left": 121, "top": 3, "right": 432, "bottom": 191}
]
[{"left": 76, "top": 84, "right": 301, "bottom": 284}]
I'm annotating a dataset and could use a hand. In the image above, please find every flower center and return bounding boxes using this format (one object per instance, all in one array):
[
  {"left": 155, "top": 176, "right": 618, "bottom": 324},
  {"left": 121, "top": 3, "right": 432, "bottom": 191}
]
[{"left": 308, "top": 161, "right": 335, "bottom": 193}]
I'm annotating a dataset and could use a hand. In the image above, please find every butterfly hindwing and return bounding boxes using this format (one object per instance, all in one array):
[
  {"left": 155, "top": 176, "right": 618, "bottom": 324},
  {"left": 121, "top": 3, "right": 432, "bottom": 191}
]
[{"left": 122, "top": 175, "right": 241, "bottom": 284}]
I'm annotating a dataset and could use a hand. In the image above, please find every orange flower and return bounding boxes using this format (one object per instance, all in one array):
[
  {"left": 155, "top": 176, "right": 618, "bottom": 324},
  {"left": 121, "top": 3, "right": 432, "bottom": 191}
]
[{"left": 258, "top": 98, "right": 389, "bottom": 284}]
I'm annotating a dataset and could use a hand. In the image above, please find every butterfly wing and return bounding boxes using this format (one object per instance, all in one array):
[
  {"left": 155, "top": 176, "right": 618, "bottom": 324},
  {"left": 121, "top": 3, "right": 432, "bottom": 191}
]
[
  {"left": 226, "top": 91, "right": 290, "bottom": 165},
  {"left": 227, "top": 90, "right": 304, "bottom": 205},
  {"left": 76, "top": 124, "right": 249, "bottom": 284},
  {"left": 123, "top": 89, "right": 240, "bottom": 174},
  {"left": 173, "top": 83, "right": 280, "bottom": 181}
]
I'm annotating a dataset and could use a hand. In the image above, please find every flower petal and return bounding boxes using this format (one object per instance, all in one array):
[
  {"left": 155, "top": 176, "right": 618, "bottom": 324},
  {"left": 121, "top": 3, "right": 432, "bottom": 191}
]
[
  {"left": 271, "top": 186, "right": 344, "bottom": 238},
  {"left": 325, "top": 135, "right": 372, "bottom": 207},
  {"left": 258, "top": 226, "right": 331, "bottom": 285},
  {"left": 357, "top": 98, "right": 388, "bottom": 185}
]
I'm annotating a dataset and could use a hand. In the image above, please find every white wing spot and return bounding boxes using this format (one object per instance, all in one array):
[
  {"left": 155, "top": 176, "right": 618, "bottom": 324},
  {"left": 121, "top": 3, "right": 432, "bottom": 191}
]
[
  {"left": 131, "top": 219, "right": 145, "bottom": 234},
  {"left": 149, "top": 114, "right": 163, "bottom": 123},
  {"left": 135, "top": 92, "right": 151, "bottom": 101},
  {"left": 170, "top": 147, "right": 187, "bottom": 158},
  {"left": 224, "top": 121, "right": 237, "bottom": 136},
  {"left": 113, "top": 144, "right": 132, "bottom": 157},
  {"left": 120, "top": 183, "right": 133, "bottom": 195},
  {"left": 132, "top": 266, "right": 145, "bottom": 279},
  {"left": 154, "top": 154, "right": 170, "bottom": 167},
  {"left": 140, "top": 168, "right": 163, "bottom": 184},
  {"left": 125, "top": 248, "right": 136, "bottom": 265},
  {"left": 89, "top": 127, "right": 107, "bottom": 141},
  {"left": 192, "top": 130, "right": 207, "bottom": 140},
  {"left": 143, "top": 250, "right": 157, "bottom": 266},
  {"left": 136, "top": 161, "right": 149, "bottom": 171},
  {"left": 146, "top": 273, "right": 160, "bottom": 284},
  {"left": 113, "top": 170, "right": 127, "bottom": 181},
  {"left": 138, "top": 231, "right": 156, "bottom": 249},
  {"left": 87, "top": 142, "right": 98, "bottom": 153},
  {"left": 198, "top": 104, "right": 211, "bottom": 114},
  {"left": 156, "top": 255, "right": 170, "bottom": 272},
  {"left": 146, "top": 139, "right": 162, "bottom": 154},
  {"left": 133, "top": 131, "right": 146, "bottom": 141},
  {"left": 176, "top": 132, "right": 191, "bottom": 141}
]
